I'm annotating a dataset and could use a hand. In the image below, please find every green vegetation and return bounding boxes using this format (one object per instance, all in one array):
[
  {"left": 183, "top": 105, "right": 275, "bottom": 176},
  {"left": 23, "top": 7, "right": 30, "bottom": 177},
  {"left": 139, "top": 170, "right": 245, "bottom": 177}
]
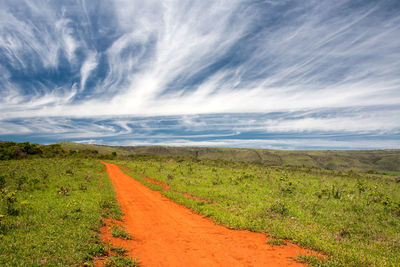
[
  {"left": 111, "top": 225, "right": 132, "bottom": 240},
  {"left": 2, "top": 140, "right": 399, "bottom": 266},
  {"left": 59, "top": 141, "right": 125, "bottom": 156},
  {"left": 59, "top": 141, "right": 400, "bottom": 172},
  {"left": 0, "top": 141, "right": 65, "bottom": 160},
  {"left": 0, "top": 158, "right": 121, "bottom": 266},
  {"left": 110, "top": 245, "right": 129, "bottom": 256},
  {"left": 295, "top": 254, "right": 329, "bottom": 266},
  {"left": 266, "top": 239, "right": 287, "bottom": 246},
  {"left": 117, "top": 157, "right": 400, "bottom": 266},
  {"left": 0, "top": 141, "right": 121, "bottom": 161},
  {"left": 104, "top": 255, "right": 140, "bottom": 267}
]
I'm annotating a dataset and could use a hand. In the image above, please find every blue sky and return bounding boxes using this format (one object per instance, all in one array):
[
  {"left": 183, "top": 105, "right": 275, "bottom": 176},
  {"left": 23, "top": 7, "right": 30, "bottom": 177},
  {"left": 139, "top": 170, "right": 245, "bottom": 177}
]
[{"left": 0, "top": 0, "right": 399, "bottom": 149}]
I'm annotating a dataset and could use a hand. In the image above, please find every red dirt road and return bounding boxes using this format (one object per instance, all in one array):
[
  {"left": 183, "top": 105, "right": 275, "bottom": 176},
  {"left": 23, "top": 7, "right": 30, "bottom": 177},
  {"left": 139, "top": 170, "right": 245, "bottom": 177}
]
[{"left": 103, "top": 162, "right": 312, "bottom": 266}]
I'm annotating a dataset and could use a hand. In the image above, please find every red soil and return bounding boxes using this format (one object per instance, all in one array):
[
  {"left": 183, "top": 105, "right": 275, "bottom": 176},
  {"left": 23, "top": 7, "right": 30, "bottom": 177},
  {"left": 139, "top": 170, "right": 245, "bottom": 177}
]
[
  {"left": 101, "top": 162, "right": 315, "bottom": 266},
  {"left": 143, "top": 176, "right": 213, "bottom": 203},
  {"left": 95, "top": 218, "right": 132, "bottom": 266},
  {"left": 120, "top": 164, "right": 212, "bottom": 203}
]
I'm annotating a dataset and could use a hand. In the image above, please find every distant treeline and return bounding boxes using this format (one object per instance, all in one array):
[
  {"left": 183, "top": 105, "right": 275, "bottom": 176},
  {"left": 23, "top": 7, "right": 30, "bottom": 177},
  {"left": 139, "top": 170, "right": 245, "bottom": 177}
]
[{"left": 0, "top": 141, "right": 117, "bottom": 160}]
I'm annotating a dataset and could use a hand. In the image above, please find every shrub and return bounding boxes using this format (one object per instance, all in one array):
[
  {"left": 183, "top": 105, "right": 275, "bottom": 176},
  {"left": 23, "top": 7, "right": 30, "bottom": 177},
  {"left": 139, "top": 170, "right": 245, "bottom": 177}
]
[{"left": 2, "top": 189, "right": 19, "bottom": 216}]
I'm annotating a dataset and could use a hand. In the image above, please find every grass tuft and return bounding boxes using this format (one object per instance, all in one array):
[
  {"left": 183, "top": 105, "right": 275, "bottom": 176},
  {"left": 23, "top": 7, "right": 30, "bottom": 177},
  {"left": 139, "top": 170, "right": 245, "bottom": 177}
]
[
  {"left": 104, "top": 256, "right": 140, "bottom": 267},
  {"left": 111, "top": 225, "right": 132, "bottom": 240},
  {"left": 110, "top": 245, "right": 129, "bottom": 256},
  {"left": 294, "top": 254, "right": 337, "bottom": 267},
  {"left": 266, "top": 239, "right": 287, "bottom": 246}
]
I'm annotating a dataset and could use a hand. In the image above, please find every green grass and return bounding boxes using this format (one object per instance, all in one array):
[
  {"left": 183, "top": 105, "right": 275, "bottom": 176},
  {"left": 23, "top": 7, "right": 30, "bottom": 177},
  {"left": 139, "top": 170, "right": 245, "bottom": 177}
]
[
  {"left": 0, "top": 158, "right": 121, "bottom": 266},
  {"left": 104, "top": 255, "right": 140, "bottom": 267},
  {"left": 3, "top": 142, "right": 396, "bottom": 266},
  {"left": 266, "top": 239, "right": 287, "bottom": 246},
  {"left": 116, "top": 157, "right": 400, "bottom": 266},
  {"left": 295, "top": 254, "right": 336, "bottom": 267},
  {"left": 110, "top": 245, "right": 129, "bottom": 256},
  {"left": 377, "top": 170, "right": 400, "bottom": 176},
  {"left": 111, "top": 225, "right": 132, "bottom": 240}
]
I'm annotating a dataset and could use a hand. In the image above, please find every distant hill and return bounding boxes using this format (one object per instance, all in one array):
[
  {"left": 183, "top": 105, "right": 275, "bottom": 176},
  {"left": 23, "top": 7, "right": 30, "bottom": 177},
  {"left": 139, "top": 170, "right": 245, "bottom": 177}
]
[{"left": 59, "top": 142, "right": 400, "bottom": 172}]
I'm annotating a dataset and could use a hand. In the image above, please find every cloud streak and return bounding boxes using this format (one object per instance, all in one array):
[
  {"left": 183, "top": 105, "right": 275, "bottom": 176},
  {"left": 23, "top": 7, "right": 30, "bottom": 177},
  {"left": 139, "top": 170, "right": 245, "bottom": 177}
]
[{"left": 1, "top": 107, "right": 399, "bottom": 149}]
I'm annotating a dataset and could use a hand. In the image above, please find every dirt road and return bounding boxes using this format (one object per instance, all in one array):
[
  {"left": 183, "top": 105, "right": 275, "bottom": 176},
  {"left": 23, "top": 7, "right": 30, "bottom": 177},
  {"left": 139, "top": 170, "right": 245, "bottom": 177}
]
[{"left": 103, "top": 162, "right": 312, "bottom": 266}]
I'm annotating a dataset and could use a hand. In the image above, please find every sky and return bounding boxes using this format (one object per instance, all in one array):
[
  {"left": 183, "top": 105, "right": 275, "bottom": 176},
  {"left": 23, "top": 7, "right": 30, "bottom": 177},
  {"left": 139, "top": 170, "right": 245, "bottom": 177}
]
[{"left": 0, "top": 0, "right": 399, "bottom": 149}]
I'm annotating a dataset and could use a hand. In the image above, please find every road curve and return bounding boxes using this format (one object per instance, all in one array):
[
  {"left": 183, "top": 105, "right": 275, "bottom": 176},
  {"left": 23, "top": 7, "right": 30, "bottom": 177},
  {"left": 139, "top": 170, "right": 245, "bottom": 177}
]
[{"left": 103, "top": 162, "right": 311, "bottom": 266}]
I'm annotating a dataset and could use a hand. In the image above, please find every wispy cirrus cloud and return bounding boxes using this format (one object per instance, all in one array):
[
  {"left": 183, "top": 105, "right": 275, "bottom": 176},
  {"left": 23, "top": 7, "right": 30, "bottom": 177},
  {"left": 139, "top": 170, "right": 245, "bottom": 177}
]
[
  {"left": 80, "top": 52, "right": 98, "bottom": 91},
  {"left": 0, "top": 0, "right": 399, "bottom": 148},
  {"left": 1, "top": 107, "right": 399, "bottom": 149}
]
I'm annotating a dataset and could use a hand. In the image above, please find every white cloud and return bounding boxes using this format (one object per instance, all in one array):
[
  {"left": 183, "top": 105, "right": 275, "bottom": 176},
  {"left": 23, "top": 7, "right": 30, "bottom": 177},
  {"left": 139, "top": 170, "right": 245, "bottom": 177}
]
[
  {"left": 80, "top": 52, "right": 98, "bottom": 91},
  {"left": 105, "top": 138, "right": 400, "bottom": 150}
]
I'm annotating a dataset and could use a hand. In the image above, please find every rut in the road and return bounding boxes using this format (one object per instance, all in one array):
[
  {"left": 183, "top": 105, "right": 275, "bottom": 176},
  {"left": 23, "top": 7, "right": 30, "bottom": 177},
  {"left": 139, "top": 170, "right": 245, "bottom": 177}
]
[{"left": 102, "top": 162, "right": 314, "bottom": 266}]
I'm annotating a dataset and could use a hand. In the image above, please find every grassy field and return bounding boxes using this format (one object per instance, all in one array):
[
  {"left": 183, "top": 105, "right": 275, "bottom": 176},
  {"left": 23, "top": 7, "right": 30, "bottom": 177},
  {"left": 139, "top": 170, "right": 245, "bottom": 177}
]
[
  {"left": 116, "top": 157, "right": 400, "bottom": 266},
  {"left": 0, "top": 158, "right": 123, "bottom": 266},
  {"left": 2, "top": 141, "right": 400, "bottom": 266}
]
